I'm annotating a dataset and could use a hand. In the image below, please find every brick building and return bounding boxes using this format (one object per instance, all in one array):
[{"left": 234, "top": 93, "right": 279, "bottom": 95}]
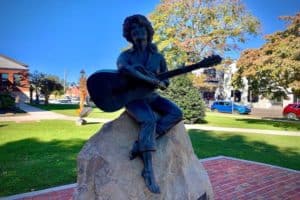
[
  {"left": 0, "top": 54, "right": 30, "bottom": 101},
  {"left": 65, "top": 85, "right": 80, "bottom": 98}
]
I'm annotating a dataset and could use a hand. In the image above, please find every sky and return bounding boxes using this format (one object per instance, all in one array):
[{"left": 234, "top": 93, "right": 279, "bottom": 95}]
[{"left": 0, "top": 0, "right": 299, "bottom": 83}]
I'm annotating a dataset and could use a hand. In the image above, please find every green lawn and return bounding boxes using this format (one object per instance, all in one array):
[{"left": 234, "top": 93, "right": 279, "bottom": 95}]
[
  {"left": 204, "top": 111, "right": 300, "bottom": 131},
  {"left": 1, "top": 119, "right": 300, "bottom": 196},
  {"left": 0, "top": 120, "right": 101, "bottom": 196},
  {"left": 189, "top": 129, "right": 300, "bottom": 171},
  {"left": 30, "top": 103, "right": 80, "bottom": 116},
  {"left": 30, "top": 103, "right": 123, "bottom": 119},
  {"left": 29, "top": 104, "right": 300, "bottom": 132}
]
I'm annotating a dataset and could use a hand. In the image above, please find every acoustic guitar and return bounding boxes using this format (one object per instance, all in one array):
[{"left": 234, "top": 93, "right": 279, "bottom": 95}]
[{"left": 87, "top": 55, "right": 222, "bottom": 112}]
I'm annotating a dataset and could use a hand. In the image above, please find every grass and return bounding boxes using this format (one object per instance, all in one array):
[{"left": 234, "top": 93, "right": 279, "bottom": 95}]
[
  {"left": 204, "top": 111, "right": 300, "bottom": 131},
  {"left": 0, "top": 120, "right": 101, "bottom": 196},
  {"left": 1, "top": 119, "right": 300, "bottom": 196},
  {"left": 30, "top": 103, "right": 123, "bottom": 119},
  {"left": 87, "top": 108, "right": 124, "bottom": 119},
  {"left": 29, "top": 104, "right": 300, "bottom": 132},
  {"left": 30, "top": 103, "right": 80, "bottom": 116},
  {"left": 189, "top": 129, "right": 300, "bottom": 170}
]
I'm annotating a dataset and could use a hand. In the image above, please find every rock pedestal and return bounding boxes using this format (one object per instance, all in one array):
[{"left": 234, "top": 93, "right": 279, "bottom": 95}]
[{"left": 73, "top": 113, "right": 214, "bottom": 200}]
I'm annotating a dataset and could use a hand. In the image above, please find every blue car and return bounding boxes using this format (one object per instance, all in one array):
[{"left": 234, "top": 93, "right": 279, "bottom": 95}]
[{"left": 211, "top": 101, "right": 251, "bottom": 114}]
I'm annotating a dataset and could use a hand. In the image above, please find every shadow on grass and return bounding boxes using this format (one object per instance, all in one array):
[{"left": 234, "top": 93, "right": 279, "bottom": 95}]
[
  {"left": 31, "top": 103, "right": 79, "bottom": 111},
  {"left": 189, "top": 129, "right": 300, "bottom": 171},
  {"left": 85, "top": 122, "right": 102, "bottom": 125},
  {"left": 235, "top": 118, "right": 300, "bottom": 130},
  {"left": 0, "top": 107, "right": 26, "bottom": 115},
  {"left": 0, "top": 124, "right": 8, "bottom": 128},
  {"left": 0, "top": 138, "right": 86, "bottom": 196}
]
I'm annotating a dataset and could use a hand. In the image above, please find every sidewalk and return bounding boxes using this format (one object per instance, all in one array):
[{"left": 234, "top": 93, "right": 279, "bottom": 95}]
[
  {"left": 185, "top": 124, "right": 300, "bottom": 136},
  {"left": 0, "top": 103, "right": 110, "bottom": 123}
]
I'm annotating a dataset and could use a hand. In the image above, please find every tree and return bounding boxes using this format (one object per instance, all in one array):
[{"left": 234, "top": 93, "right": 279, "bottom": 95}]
[
  {"left": 30, "top": 71, "right": 63, "bottom": 105},
  {"left": 39, "top": 75, "right": 63, "bottom": 105},
  {"left": 160, "top": 75, "right": 206, "bottom": 123},
  {"left": 149, "top": 0, "right": 260, "bottom": 67},
  {"left": 149, "top": 0, "right": 260, "bottom": 122},
  {"left": 232, "top": 13, "right": 300, "bottom": 100},
  {"left": 30, "top": 71, "right": 45, "bottom": 104}
]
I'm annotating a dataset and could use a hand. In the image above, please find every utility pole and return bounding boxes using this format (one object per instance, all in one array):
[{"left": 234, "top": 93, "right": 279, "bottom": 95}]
[{"left": 64, "top": 69, "right": 67, "bottom": 94}]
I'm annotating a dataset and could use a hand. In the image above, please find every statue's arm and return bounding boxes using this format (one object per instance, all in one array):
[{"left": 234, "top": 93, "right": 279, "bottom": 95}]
[{"left": 117, "top": 53, "right": 160, "bottom": 86}]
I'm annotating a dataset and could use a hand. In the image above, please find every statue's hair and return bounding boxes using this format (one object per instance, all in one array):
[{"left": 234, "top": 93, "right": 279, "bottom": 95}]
[{"left": 122, "top": 14, "right": 154, "bottom": 44}]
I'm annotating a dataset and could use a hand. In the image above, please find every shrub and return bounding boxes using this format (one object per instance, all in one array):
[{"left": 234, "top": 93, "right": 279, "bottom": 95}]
[
  {"left": 160, "top": 75, "right": 206, "bottom": 124},
  {"left": 0, "top": 93, "right": 15, "bottom": 109}
]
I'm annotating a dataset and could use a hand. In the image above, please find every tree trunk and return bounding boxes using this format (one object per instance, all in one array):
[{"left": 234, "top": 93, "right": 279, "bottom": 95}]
[
  {"left": 35, "top": 88, "right": 40, "bottom": 104},
  {"left": 45, "top": 95, "right": 49, "bottom": 105},
  {"left": 29, "top": 87, "right": 33, "bottom": 104}
]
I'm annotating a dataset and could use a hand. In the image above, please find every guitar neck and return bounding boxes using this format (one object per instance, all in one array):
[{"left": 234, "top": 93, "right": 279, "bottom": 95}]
[{"left": 157, "top": 62, "right": 206, "bottom": 80}]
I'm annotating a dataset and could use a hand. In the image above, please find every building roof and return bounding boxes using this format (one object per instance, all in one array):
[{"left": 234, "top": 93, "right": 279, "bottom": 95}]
[{"left": 0, "top": 54, "right": 28, "bottom": 70}]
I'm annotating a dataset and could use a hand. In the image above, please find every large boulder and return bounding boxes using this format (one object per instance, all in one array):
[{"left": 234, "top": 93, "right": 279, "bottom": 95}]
[{"left": 73, "top": 113, "right": 214, "bottom": 200}]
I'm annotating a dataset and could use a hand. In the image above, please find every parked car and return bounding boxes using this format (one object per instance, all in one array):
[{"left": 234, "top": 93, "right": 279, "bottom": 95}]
[
  {"left": 71, "top": 97, "right": 80, "bottom": 104},
  {"left": 49, "top": 98, "right": 72, "bottom": 104},
  {"left": 211, "top": 100, "right": 251, "bottom": 114},
  {"left": 282, "top": 103, "right": 300, "bottom": 120}
]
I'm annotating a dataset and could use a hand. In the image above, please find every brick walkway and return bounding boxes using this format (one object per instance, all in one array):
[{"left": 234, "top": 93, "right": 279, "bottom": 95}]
[
  {"left": 202, "top": 157, "right": 300, "bottom": 200},
  {"left": 3, "top": 156, "right": 300, "bottom": 200}
]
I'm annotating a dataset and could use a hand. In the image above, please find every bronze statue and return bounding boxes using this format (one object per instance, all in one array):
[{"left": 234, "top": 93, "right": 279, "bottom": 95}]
[
  {"left": 86, "top": 14, "right": 222, "bottom": 194},
  {"left": 117, "top": 14, "right": 183, "bottom": 193}
]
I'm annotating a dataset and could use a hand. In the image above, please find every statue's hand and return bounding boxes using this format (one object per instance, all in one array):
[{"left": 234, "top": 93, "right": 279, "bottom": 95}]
[{"left": 156, "top": 81, "right": 167, "bottom": 90}]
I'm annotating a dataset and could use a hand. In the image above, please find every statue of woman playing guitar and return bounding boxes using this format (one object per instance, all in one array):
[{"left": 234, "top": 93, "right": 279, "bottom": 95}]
[{"left": 117, "top": 14, "right": 183, "bottom": 193}]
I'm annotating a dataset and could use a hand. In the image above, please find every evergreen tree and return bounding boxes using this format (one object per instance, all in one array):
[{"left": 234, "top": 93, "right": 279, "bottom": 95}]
[{"left": 161, "top": 75, "right": 206, "bottom": 124}]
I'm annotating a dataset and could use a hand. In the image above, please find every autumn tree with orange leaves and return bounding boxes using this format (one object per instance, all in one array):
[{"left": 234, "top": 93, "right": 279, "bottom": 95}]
[{"left": 232, "top": 13, "right": 300, "bottom": 100}]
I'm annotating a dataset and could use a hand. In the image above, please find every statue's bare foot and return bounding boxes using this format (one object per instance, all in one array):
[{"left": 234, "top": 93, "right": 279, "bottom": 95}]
[
  {"left": 142, "top": 169, "right": 160, "bottom": 193},
  {"left": 129, "top": 141, "right": 140, "bottom": 160}
]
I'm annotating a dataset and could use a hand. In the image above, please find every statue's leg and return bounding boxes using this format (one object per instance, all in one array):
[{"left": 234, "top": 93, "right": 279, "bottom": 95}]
[
  {"left": 126, "top": 100, "right": 157, "bottom": 159},
  {"left": 149, "top": 96, "right": 183, "bottom": 138},
  {"left": 126, "top": 100, "right": 160, "bottom": 193},
  {"left": 129, "top": 140, "right": 140, "bottom": 160},
  {"left": 141, "top": 151, "right": 160, "bottom": 194}
]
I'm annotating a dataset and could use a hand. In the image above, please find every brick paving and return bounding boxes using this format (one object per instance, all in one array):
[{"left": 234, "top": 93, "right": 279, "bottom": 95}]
[
  {"left": 202, "top": 157, "right": 300, "bottom": 200},
  {"left": 3, "top": 156, "right": 300, "bottom": 200}
]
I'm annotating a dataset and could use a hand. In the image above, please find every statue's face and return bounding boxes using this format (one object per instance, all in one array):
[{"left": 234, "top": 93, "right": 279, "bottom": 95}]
[{"left": 130, "top": 23, "right": 148, "bottom": 44}]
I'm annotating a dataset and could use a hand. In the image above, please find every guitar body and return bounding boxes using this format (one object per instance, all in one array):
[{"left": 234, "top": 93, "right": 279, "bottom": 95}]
[{"left": 87, "top": 70, "right": 155, "bottom": 112}]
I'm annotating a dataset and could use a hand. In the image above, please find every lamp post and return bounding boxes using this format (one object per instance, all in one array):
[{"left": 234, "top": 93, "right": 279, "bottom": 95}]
[{"left": 231, "top": 97, "right": 234, "bottom": 113}]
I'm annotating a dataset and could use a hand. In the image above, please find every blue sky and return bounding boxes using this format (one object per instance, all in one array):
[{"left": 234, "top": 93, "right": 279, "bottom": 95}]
[{"left": 0, "top": 0, "right": 299, "bottom": 83}]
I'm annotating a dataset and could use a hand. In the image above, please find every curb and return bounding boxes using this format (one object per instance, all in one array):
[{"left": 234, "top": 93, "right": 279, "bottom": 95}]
[
  {"left": 200, "top": 155, "right": 300, "bottom": 173},
  {"left": 0, "top": 183, "right": 76, "bottom": 200}
]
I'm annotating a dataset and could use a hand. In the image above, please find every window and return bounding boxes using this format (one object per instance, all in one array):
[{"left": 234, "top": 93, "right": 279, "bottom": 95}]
[
  {"left": 224, "top": 102, "right": 231, "bottom": 106},
  {"left": 295, "top": 104, "right": 300, "bottom": 109},
  {"left": 13, "top": 73, "right": 22, "bottom": 86},
  {"left": 0, "top": 73, "right": 9, "bottom": 88}
]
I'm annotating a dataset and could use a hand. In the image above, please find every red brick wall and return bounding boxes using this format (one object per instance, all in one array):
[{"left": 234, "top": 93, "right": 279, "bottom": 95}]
[
  {"left": 65, "top": 86, "right": 80, "bottom": 97},
  {"left": 0, "top": 68, "right": 29, "bottom": 92}
]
